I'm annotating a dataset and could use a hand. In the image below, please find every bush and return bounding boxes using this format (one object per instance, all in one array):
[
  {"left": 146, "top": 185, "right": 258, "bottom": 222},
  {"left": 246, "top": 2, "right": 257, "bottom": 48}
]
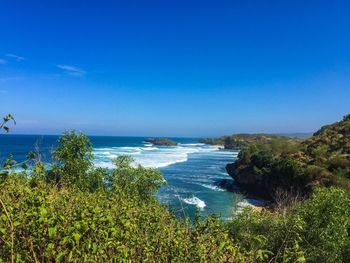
[
  {"left": 107, "top": 156, "right": 165, "bottom": 201},
  {"left": 269, "top": 157, "right": 309, "bottom": 192},
  {"left": 0, "top": 132, "right": 246, "bottom": 262},
  {"left": 295, "top": 187, "right": 350, "bottom": 262},
  {"left": 52, "top": 131, "right": 94, "bottom": 189},
  {"left": 1, "top": 130, "right": 349, "bottom": 262},
  {"left": 227, "top": 187, "right": 350, "bottom": 262}
]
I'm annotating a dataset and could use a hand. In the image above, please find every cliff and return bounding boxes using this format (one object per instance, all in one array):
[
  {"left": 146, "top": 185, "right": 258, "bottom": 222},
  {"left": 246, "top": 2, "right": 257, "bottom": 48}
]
[
  {"left": 226, "top": 114, "right": 350, "bottom": 199},
  {"left": 200, "top": 134, "right": 298, "bottom": 149}
]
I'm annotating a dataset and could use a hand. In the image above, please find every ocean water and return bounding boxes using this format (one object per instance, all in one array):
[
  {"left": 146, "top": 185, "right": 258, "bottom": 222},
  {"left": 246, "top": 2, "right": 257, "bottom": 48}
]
[{"left": 0, "top": 135, "right": 248, "bottom": 219}]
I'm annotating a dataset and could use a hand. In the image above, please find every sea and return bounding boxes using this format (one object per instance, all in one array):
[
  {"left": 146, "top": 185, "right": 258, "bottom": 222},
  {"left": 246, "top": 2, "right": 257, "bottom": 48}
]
[{"left": 0, "top": 135, "right": 263, "bottom": 220}]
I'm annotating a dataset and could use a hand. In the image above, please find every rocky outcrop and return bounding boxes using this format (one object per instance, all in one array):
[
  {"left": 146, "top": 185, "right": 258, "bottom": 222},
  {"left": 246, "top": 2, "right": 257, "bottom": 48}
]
[
  {"left": 225, "top": 114, "right": 350, "bottom": 200},
  {"left": 226, "top": 162, "right": 272, "bottom": 199},
  {"left": 145, "top": 138, "right": 177, "bottom": 146}
]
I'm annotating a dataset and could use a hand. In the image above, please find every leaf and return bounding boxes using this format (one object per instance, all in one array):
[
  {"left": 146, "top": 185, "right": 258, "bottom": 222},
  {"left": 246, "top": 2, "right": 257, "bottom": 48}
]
[
  {"left": 49, "top": 227, "right": 57, "bottom": 238},
  {"left": 40, "top": 207, "right": 48, "bottom": 217},
  {"left": 21, "top": 163, "right": 28, "bottom": 170},
  {"left": 73, "top": 233, "right": 81, "bottom": 245},
  {"left": 27, "top": 151, "right": 35, "bottom": 160},
  {"left": 56, "top": 252, "right": 65, "bottom": 263},
  {"left": 218, "top": 242, "right": 226, "bottom": 251}
]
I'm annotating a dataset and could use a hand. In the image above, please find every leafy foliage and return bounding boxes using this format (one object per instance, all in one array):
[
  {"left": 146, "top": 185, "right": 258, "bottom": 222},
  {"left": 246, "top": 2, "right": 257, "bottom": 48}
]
[
  {"left": 51, "top": 131, "right": 94, "bottom": 188},
  {"left": 227, "top": 114, "right": 350, "bottom": 198},
  {"left": 228, "top": 187, "right": 350, "bottom": 263},
  {"left": 0, "top": 132, "right": 246, "bottom": 262},
  {"left": 0, "top": 114, "right": 16, "bottom": 133},
  {"left": 1, "top": 121, "right": 349, "bottom": 262},
  {"left": 200, "top": 134, "right": 300, "bottom": 149},
  {"left": 0, "top": 114, "right": 36, "bottom": 178},
  {"left": 109, "top": 156, "right": 164, "bottom": 200}
]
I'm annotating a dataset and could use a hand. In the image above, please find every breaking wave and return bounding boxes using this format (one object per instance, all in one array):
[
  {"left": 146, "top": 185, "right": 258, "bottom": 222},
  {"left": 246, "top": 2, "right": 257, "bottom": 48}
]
[
  {"left": 93, "top": 143, "right": 220, "bottom": 169},
  {"left": 182, "top": 196, "right": 206, "bottom": 209}
]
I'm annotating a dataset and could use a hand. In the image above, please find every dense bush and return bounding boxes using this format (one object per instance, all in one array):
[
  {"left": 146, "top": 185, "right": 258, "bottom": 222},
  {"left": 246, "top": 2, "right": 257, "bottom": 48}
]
[
  {"left": 227, "top": 139, "right": 308, "bottom": 199},
  {"left": 200, "top": 134, "right": 299, "bottom": 150},
  {"left": 51, "top": 131, "right": 98, "bottom": 190},
  {"left": 0, "top": 132, "right": 246, "bottom": 262},
  {"left": 227, "top": 115, "right": 350, "bottom": 199},
  {"left": 1, "top": 130, "right": 349, "bottom": 262},
  {"left": 228, "top": 187, "right": 350, "bottom": 262}
]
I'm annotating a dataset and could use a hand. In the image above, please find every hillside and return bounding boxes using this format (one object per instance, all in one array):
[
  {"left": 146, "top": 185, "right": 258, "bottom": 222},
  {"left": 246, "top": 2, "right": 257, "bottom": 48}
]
[
  {"left": 226, "top": 114, "right": 350, "bottom": 199},
  {"left": 200, "top": 134, "right": 299, "bottom": 149},
  {"left": 1, "top": 119, "right": 350, "bottom": 262},
  {"left": 302, "top": 114, "right": 350, "bottom": 163}
]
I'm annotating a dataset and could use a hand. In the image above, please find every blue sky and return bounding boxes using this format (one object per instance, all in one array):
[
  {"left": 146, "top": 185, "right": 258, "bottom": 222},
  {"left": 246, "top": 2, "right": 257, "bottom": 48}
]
[{"left": 0, "top": 0, "right": 349, "bottom": 136}]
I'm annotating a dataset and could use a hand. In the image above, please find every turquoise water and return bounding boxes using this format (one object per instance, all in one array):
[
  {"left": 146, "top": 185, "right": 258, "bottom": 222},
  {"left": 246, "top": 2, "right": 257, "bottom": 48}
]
[{"left": 0, "top": 135, "right": 247, "bottom": 219}]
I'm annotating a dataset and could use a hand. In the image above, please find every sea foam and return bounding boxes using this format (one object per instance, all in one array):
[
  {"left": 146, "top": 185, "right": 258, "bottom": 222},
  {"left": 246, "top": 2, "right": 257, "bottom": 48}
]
[
  {"left": 182, "top": 196, "right": 206, "bottom": 209},
  {"left": 93, "top": 143, "right": 219, "bottom": 169},
  {"left": 198, "top": 183, "right": 225, "bottom": 191}
]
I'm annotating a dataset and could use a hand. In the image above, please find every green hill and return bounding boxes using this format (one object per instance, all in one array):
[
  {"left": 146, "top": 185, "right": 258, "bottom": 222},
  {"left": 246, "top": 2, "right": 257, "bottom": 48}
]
[
  {"left": 226, "top": 114, "right": 350, "bottom": 199},
  {"left": 200, "top": 134, "right": 298, "bottom": 149}
]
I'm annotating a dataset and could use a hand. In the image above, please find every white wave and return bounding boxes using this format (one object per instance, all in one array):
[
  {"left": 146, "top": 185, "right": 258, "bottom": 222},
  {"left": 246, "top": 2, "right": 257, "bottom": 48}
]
[
  {"left": 235, "top": 199, "right": 267, "bottom": 213},
  {"left": 92, "top": 160, "right": 115, "bottom": 169},
  {"left": 118, "top": 147, "right": 142, "bottom": 151},
  {"left": 215, "top": 151, "right": 239, "bottom": 155},
  {"left": 97, "top": 154, "right": 119, "bottom": 159},
  {"left": 94, "top": 148, "right": 114, "bottom": 151},
  {"left": 143, "top": 143, "right": 153, "bottom": 147},
  {"left": 236, "top": 201, "right": 255, "bottom": 209},
  {"left": 93, "top": 142, "right": 235, "bottom": 169},
  {"left": 198, "top": 183, "right": 225, "bottom": 192},
  {"left": 141, "top": 147, "right": 158, "bottom": 151},
  {"left": 182, "top": 196, "right": 206, "bottom": 209},
  {"left": 98, "top": 151, "right": 112, "bottom": 155},
  {"left": 178, "top": 143, "right": 206, "bottom": 146}
]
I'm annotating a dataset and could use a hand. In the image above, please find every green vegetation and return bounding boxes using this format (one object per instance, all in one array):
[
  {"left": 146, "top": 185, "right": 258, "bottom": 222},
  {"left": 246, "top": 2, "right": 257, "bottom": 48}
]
[
  {"left": 226, "top": 114, "right": 350, "bottom": 199},
  {"left": 0, "top": 131, "right": 245, "bottom": 262},
  {"left": 0, "top": 114, "right": 16, "bottom": 133},
  {"left": 200, "top": 134, "right": 298, "bottom": 149},
  {"left": 145, "top": 138, "right": 178, "bottom": 146},
  {"left": 228, "top": 187, "right": 350, "bottom": 263},
  {"left": 1, "top": 116, "right": 349, "bottom": 262}
]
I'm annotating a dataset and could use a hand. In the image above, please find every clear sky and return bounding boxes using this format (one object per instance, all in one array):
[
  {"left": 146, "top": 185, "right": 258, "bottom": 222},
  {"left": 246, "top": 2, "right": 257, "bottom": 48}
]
[{"left": 0, "top": 0, "right": 349, "bottom": 137}]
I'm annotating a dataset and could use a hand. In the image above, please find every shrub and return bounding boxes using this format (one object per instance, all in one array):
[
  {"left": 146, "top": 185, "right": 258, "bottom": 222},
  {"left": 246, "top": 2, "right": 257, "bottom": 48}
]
[
  {"left": 227, "top": 187, "right": 350, "bottom": 263},
  {"left": 52, "top": 131, "right": 95, "bottom": 190},
  {"left": 269, "top": 157, "right": 309, "bottom": 191},
  {"left": 0, "top": 131, "right": 246, "bottom": 262}
]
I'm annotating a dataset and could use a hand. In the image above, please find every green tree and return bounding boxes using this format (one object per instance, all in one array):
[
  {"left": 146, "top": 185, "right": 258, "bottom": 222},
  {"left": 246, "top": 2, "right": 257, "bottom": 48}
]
[
  {"left": 52, "top": 131, "right": 94, "bottom": 189},
  {"left": 108, "top": 156, "right": 165, "bottom": 201},
  {"left": 269, "top": 157, "right": 308, "bottom": 191}
]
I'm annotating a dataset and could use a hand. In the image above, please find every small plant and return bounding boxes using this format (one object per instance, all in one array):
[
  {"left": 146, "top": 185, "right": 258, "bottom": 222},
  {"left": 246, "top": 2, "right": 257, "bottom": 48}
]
[{"left": 0, "top": 114, "right": 16, "bottom": 133}]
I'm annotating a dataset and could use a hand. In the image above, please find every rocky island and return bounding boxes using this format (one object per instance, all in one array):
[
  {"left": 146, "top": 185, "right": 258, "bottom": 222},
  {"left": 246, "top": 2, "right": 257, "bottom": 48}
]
[{"left": 145, "top": 138, "right": 178, "bottom": 146}]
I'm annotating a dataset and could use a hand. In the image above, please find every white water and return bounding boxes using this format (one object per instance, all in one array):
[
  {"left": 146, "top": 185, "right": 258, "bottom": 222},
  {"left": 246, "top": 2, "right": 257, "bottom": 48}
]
[
  {"left": 93, "top": 142, "right": 220, "bottom": 169},
  {"left": 198, "top": 183, "right": 225, "bottom": 192},
  {"left": 182, "top": 196, "right": 207, "bottom": 209}
]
